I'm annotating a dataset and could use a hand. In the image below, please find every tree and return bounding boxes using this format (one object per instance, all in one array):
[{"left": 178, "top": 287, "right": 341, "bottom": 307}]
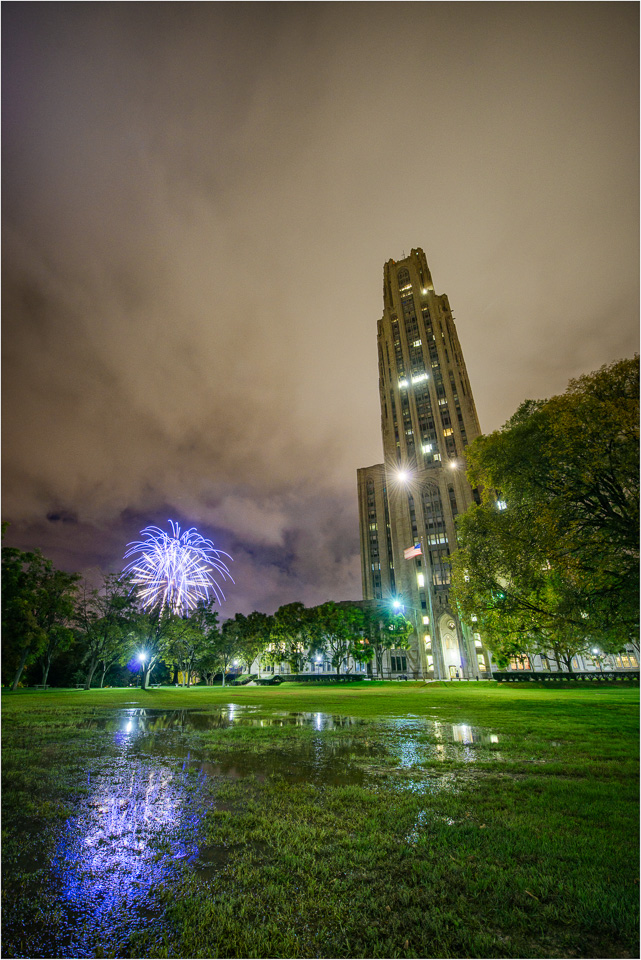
[
  {"left": 216, "top": 617, "right": 243, "bottom": 685},
  {"left": 270, "top": 603, "right": 315, "bottom": 673},
  {"left": 235, "top": 611, "right": 273, "bottom": 675},
  {"left": 169, "top": 600, "right": 220, "bottom": 686},
  {"left": 309, "top": 602, "right": 365, "bottom": 676},
  {"left": 130, "top": 607, "right": 184, "bottom": 690},
  {"left": 39, "top": 617, "right": 76, "bottom": 688},
  {"left": 76, "top": 575, "right": 138, "bottom": 689},
  {"left": 2, "top": 545, "right": 79, "bottom": 689},
  {"left": 361, "top": 601, "right": 413, "bottom": 677},
  {"left": 451, "top": 356, "right": 639, "bottom": 667}
]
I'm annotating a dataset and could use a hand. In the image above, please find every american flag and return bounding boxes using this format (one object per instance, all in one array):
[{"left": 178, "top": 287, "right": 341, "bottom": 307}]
[{"left": 404, "top": 543, "right": 422, "bottom": 559}]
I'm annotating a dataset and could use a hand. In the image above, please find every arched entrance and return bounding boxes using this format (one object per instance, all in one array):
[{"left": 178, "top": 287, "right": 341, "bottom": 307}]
[{"left": 439, "top": 614, "right": 462, "bottom": 680}]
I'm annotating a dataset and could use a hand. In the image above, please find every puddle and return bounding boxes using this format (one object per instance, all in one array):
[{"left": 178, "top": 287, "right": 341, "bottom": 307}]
[
  {"left": 3, "top": 706, "right": 503, "bottom": 957},
  {"left": 77, "top": 704, "right": 367, "bottom": 733}
]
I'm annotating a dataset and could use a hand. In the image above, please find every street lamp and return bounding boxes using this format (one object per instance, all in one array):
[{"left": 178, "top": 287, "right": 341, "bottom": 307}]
[{"left": 137, "top": 651, "right": 147, "bottom": 688}]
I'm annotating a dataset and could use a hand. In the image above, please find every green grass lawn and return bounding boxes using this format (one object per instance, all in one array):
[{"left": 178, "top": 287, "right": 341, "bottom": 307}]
[{"left": 2, "top": 682, "right": 639, "bottom": 958}]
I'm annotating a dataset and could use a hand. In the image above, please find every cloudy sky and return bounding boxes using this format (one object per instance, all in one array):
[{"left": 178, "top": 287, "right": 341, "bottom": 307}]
[{"left": 2, "top": 2, "right": 638, "bottom": 617}]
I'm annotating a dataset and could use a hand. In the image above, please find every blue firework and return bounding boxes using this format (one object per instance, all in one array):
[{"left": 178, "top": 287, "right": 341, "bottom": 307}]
[{"left": 123, "top": 520, "right": 233, "bottom": 614}]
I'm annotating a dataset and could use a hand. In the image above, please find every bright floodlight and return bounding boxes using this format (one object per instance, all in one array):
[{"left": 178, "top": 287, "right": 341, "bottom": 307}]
[
  {"left": 392, "top": 598, "right": 402, "bottom": 611},
  {"left": 396, "top": 469, "right": 411, "bottom": 484},
  {"left": 449, "top": 459, "right": 458, "bottom": 469},
  {"left": 124, "top": 520, "right": 234, "bottom": 615},
  {"left": 139, "top": 651, "right": 147, "bottom": 663}
]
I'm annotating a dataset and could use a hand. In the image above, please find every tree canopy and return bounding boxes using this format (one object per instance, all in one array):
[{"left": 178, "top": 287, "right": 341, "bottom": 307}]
[
  {"left": 451, "top": 356, "right": 639, "bottom": 668},
  {"left": 2, "top": 542, "right": 79, "bottom": 689}
]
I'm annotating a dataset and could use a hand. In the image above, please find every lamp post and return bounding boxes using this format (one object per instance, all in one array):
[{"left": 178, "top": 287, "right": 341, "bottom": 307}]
[
  {"left": 138, "top": 651, "right": 147, "bottom": 688},
  {"left": 591, "top": 647, "right": 604, "bottom": 674}
]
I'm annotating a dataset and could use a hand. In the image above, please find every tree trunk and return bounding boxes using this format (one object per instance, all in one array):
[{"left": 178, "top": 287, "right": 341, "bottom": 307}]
[
  {"left": 376, "top": 650, "right": 383, "bottom": 677},
  {"left": 42, "top": 657, "right": 52, "bottom": 687},
  {"left": 84, "top": 659, "right": 98, "bottom": 690},
  {"left": 100, "top": 664, "right": 109, "bottom": 688},
  {"left": 12, "top": 647, "right": 30, "bottom": 690}
]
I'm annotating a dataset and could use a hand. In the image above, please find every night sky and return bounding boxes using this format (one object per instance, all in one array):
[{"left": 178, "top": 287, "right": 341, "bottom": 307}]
[{"left": 2, "top": 2, "right": 638, "bottom": 617}]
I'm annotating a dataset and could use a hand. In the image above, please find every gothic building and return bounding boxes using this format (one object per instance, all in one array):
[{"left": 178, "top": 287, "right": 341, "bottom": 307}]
[{"left": 357, "top": 248, "right": 490, "bottom": 679}]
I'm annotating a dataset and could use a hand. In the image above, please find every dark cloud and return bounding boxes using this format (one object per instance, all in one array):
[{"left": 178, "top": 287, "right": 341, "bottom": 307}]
[{"left": 2, "top": 2, "right": 638, "bottom": 615}]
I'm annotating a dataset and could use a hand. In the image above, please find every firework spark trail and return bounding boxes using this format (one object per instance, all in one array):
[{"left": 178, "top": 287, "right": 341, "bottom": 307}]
[{"left": 123, "top": 521, "right": 234, "bottom": 614}]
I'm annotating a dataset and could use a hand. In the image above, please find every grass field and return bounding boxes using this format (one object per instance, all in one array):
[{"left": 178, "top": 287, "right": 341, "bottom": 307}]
[{"left": 2, "top": 681, "right": 639, "bottom": 958}]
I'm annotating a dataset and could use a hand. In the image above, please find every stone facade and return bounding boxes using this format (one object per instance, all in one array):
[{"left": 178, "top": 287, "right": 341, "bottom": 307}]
[{"left": 357, "top": 248, "right": 491, "bottom": 679}]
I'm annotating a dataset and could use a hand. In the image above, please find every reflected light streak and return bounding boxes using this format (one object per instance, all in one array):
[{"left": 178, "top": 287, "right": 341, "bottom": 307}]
[{"left": 52, "top": 761, "right": 200, "bottom": 955}]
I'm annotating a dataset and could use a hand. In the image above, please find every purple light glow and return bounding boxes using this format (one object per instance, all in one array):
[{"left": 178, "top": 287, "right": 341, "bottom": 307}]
[{"left": 123, "top": 520, "right": 233, "bottom": 615}]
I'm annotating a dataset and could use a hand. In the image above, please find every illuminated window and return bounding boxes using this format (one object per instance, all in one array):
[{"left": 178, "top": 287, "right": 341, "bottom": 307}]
[
  {"left": 433, "top": 453, "right": 441, "bottom": 461},
  {"left": 477, "top": 654, "right": 487, "bottom": 671},
  {"left": 497, "top": 500, "right": 507, "bottom": 511},
  {"left": 417, "top": 573, "right": 425, "bottom": 587},
  {"left": 443, "top": 427, "right": 454, "bottom": 437},
  {"left": 614, "top": 653, "right": 638, "bottom": 668},
  {"left": 508, "top": 657, "right": 531, "bottom": 670},
  {"left": 422, "top": 616, "right": 429, "bottom": 625}
]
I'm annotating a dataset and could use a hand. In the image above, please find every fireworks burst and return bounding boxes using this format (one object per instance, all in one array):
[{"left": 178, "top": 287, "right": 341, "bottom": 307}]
[{"left": 123, "top": 520, "right": 234, "bottom": 615}]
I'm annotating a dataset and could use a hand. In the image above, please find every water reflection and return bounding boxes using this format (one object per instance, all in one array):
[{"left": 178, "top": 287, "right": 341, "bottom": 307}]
[
  {"left": 12, "top": 707, "right": 502, "bottom": 956},
  {"left": 79, "top": 705, "right": 367, "bottom": 736},
  {"left": 50, "top": 759, "right": 205, "bottom": 957},
  {"left": 429, "top": 720, "right": 501, "bottom": 762}
]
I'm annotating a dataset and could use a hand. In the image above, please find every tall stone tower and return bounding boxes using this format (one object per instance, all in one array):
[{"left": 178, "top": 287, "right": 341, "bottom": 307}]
[{"left": 357, "top": 248, "right": 490, "bottom": 679}]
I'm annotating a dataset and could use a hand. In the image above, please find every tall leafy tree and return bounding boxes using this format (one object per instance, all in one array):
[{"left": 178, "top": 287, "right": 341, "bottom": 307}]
[
  {"left": 451, "top": 356, "right": 639, "bottom": 667},
  {"left": 130, "top": 606, "right": 183, "bottom": 689},
  {"left": 310, "top": 602, "right": 366, "bottom": 676},
  {"left": 2, "top": 543, "right": 79, "bottom": 689},
  {"left": 76, "top": 575, "right": 138, "bottom": 689},
  {"left": 216, "top": 616, "right": 243, "bottom": 685},
  {"left": 361, "top": 601, "right": 413, "bottom": 676},
  {"left": 270, "top": 602, "right": 315, "bottom": 673},
  {"left": 236, "top": 610, "right": 273, "bottom": 675},
  {"left": 172, "top": 600, "right": 221, "bottom": 686}
]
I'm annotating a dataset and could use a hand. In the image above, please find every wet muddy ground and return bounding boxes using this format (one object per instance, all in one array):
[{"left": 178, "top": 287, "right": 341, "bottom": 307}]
[
  {"left": 3, "top": 694, "right": 636, "bottom": 959},
  {"left": 2, "top": 706, "right": 502, "bottom": 957}
]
